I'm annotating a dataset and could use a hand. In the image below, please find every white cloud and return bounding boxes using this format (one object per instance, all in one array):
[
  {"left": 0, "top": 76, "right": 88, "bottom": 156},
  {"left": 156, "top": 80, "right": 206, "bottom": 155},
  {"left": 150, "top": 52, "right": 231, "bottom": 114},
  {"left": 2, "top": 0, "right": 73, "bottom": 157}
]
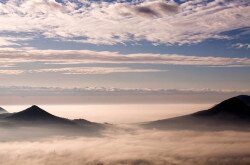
[
  {"left": 0, "top": 86, "right": 248, "bottom": 104},
  {"left": 0, "top": 37, "right": 18, "bottom": 46},
  {"left": 0, "top": 49, "right": 249, "bottom": 67},
  {"left": 232, "top": 43, "right": 250, "bottom": 49},
  {"left": 0, "top": 69, "right": 24, "bottom": 75},
  {"left": 30, "top": 67, "right": 166, "bottom": 74},
  {"left": 0, "top": 0, "right": 249, "bottom": 45},
  {"left": 1, "top": 86, "right": 248, "bottom": 95},
  {"left": 0, "top": 36, "right": 33, "bottom": 46}
]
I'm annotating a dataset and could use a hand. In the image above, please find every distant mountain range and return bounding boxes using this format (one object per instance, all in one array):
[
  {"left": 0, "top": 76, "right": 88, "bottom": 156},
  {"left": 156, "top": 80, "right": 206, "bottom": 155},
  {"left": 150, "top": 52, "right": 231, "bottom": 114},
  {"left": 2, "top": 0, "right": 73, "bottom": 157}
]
[
  {"left": 143, "top": 95, "right": 250, "bottom": 131},
  {"left": 0, "top": 95, "right": 249, "bottom": 134}
]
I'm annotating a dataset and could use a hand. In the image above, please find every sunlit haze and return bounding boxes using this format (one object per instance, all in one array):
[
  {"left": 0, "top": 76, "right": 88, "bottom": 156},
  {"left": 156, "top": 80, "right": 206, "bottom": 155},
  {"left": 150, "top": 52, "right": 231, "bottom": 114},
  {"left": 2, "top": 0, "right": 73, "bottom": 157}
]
[{"left": 3, "top": 104, "right": 211, "bottom": 123}]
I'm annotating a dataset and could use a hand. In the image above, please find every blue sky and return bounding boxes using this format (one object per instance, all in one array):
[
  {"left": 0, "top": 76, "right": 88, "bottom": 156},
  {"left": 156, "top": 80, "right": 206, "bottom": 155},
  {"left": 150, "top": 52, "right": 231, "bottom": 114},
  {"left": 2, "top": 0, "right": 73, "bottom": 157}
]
[{"left": 0, "top": 0, "right": 249, "bottom": 103}]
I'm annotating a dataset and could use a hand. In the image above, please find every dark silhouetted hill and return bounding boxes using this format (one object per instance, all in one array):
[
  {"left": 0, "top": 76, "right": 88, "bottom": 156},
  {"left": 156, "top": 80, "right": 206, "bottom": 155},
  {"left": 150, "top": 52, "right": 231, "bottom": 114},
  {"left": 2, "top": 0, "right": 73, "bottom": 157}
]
[
  {"left": 192, "top": 95, "right": 250, "bottom": 119},
  {"left": 0, "top": 105, "right": 106, "bottom": 138},
  {"left": 237, "top": 95, "right": 250, "bottom": 106},
  {"left": 6, "top": 105, "right": 75, "bottom": 126},
  {"left": 144, "top": 95, "right": 250, "bottom": 131},
  {"left": 4, "top": 105, "right": 104, "bottom": 129}
]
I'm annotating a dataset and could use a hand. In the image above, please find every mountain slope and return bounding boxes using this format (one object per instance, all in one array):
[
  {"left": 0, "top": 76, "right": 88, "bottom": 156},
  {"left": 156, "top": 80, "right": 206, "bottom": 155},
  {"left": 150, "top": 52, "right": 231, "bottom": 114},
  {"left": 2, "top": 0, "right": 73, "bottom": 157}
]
[
  {"left": 6, "top": 105, "right": 75, "bottom": 126},
  {"left": 237, "top": 95, "right": 250, "bottom": 106},
  {"left": 4, "top": 105, "right": 105, "bottom": 129},
  {"left": 0, "top": 105, "right": 106, "bottom": 138},
  {"left": 143, "top": 95, "right": 250, "bottom": 131},
  {"left": 192, "top": 95, "right": 250, "bottom": 119},
  {"left": 0, "top": 107, "right": 7, "bottom": 114}
]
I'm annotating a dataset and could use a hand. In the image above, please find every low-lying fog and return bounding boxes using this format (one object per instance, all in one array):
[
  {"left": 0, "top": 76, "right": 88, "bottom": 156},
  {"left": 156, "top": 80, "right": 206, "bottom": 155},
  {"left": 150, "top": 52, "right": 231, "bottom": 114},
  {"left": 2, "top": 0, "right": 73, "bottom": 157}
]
[
  {"left": 1, "top": 104, "right": 250, "bottom": 165},
  {"left": 0, "top": 125, "right": 250, "bottom": 165}
]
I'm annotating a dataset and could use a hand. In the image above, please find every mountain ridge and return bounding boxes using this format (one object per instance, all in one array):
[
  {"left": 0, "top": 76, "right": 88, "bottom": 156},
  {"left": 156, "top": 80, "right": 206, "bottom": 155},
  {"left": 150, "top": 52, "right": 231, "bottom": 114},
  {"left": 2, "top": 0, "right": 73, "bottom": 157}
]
[
  {"left": 6, "top": 105, "right": 75, "bottom": 126},
  {"left": 192, "top": 95, "right": 250, "bottom": 119},
  {"left": 0, "top": 105, "right": 106, "bottom": 138},
  {"left": 143, "top": 95, "right": 250, "bottom": 131},
  {"left": 1, "top": 105, "right": 106, "bottom": 133}
]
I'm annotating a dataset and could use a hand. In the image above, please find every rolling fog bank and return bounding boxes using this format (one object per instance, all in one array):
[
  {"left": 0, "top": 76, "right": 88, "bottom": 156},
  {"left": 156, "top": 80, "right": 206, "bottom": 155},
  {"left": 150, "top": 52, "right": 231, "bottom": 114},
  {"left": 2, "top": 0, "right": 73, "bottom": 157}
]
[{"left": 0, "top": 125, "right": 250, "bottom": 165}]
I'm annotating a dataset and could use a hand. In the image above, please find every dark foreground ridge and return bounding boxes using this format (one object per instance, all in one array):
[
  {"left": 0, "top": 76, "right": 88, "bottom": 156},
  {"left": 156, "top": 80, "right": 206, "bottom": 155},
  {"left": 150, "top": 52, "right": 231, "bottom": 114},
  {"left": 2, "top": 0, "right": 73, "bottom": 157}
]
[{"left": 143, "top": 95, "right": 250, "bottom": 131}]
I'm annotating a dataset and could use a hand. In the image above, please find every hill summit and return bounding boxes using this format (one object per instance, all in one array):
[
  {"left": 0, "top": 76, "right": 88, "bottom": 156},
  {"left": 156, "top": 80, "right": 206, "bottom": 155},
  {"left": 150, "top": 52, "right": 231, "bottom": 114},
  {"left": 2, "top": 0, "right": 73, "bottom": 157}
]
[
  {"left": 144, "top": 95, "right": 250, "bottom": 131},
  {"left": 6, "top": 105, "right": 74, "bottom": 125},
  {"left": 193, "top": 95, "right": 250, "bottom": 119}
]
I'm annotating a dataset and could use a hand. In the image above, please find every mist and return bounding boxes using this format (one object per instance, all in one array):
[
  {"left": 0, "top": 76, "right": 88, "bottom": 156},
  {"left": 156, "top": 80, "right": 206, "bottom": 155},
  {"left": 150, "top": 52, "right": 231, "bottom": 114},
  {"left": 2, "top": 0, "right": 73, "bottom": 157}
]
[
  {"left": 0, "top": 125, "right": 250, "bottom": 165},
  {"left": 2, "top": 104, "right": 210, "bottom": 123}
]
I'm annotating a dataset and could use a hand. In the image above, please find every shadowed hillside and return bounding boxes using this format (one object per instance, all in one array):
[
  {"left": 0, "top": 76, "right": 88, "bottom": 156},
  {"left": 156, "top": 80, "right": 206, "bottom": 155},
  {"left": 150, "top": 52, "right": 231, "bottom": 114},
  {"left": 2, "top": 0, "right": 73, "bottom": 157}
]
[
  {"left": 6, "top": 105, "right": 75, "bottom": 126},
  {"left": 143, "top": 95, "right": 250, "bottom": 131},
  {"left": 0, "top": 107, "right": 7, "bottom": 114},
  {"left": 0, "top": 105, "right": 106, "bottom": 140},
  {"left": 193, "top": 95, "right": 250, "bottom": 118}
]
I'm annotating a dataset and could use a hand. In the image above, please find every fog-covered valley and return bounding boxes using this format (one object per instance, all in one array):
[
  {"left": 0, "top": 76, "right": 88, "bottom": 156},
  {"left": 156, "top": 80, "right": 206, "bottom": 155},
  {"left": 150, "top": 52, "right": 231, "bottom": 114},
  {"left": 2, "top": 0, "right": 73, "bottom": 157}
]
[
  {"left": 0, "top": 95, "right": 250, "bottom": 165},
  {"left": 1, "top": 125, "right": 250, "bottom": 165}
]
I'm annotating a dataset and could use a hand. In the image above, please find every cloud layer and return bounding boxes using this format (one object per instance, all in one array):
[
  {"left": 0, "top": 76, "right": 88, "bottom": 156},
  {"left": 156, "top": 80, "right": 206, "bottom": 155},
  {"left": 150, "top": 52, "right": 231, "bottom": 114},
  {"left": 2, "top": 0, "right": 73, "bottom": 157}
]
[
  {"left": 0, "top": 49, "right": 249, "bottom": 69},
  {"left": 30, "top": 67, "right": 166, "bottom": 75},
  {"left": 0, "top": 126, "right": 250, "bottom": 165},
  {"left": 0, "top": 0, "right": 249, "bottom": 45},
  {"left": 0, "top": 86, "right": 248, "bottom": 104}
]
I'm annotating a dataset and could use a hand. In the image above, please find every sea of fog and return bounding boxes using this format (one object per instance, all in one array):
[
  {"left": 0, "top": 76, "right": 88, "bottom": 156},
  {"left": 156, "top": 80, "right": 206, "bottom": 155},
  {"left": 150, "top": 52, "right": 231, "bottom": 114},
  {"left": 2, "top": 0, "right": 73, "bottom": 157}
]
[
  {"left": 1, "top": 125, "right": 250, "bottom": 165},
  {"left": 1, "top": 104, "right": 250, "bottom": 165},
  {"left": 3, "top": 104, "right": 212, "bottom": 123}
]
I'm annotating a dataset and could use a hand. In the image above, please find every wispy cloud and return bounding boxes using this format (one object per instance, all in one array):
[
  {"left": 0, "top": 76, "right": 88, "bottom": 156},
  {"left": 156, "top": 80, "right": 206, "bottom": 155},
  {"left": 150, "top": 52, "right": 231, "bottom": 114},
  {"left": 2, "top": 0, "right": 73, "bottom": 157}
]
[
  {"left": 0, "top": 36, "right": 33, "bottom": 46},
  {"left": 0, "top": 69, "right": 24, "bottom": 75},
  {"left": 0, "top": 0, "right": 249, "bottom": 45},
  {"left": 0, "top": 49, "right": 249, "bottom": 67},
  {"left": 0, "top": 86, "right": 248, "bottom": 104},
  {"left": 2, "top": 86, "right": 248, "bottom": 95},
  {"left": 232, "top": 43, "right": 250, "bottom": 49},
  {"left": 30, "top": 67, "right": 166, "bottom": 75}
]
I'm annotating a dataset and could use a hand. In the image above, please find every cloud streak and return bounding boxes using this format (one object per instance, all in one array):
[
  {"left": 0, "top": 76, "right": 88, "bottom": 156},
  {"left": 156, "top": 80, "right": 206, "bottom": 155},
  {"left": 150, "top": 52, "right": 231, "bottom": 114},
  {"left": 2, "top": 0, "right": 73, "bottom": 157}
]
[
  {"left": 29, "top": 67, "right": 166, "bottom": 75},
  {"left": 0, "top": 69, "right": 24, "bottom": 75},
  {"left": 232, "top": 43, "right": 250, "bottom": 49},
  {"left": 0, "top": 86, "right": 248, "bottom": 104},
  {"left": 0, "top": 49, "right": 249, "bottom": 67}
]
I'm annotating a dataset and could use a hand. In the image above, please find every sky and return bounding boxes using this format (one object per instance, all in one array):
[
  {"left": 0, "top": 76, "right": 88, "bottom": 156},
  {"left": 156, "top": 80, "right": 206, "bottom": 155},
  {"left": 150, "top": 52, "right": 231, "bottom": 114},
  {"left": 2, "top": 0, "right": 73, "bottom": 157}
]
[{"left": 0, "top": 0, "right": 249, "bottom": 104}]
